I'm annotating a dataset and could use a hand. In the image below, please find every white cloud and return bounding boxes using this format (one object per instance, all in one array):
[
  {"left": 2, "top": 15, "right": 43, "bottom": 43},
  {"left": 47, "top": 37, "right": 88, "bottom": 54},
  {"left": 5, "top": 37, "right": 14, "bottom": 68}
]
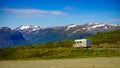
[
  {"left": 64, "top": 5, "right": 73, "bottom": 10},
  {"left": 0, "top": 8, "right": 67, "bottom": 15},
  {"left": 49, "top": 11, "right": 67, "bottom": 15}
]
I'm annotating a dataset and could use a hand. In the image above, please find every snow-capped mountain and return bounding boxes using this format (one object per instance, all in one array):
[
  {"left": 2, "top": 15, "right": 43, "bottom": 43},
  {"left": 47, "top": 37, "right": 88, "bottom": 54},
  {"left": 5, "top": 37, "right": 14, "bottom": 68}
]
[
  {"left": 82, "top": 23, "right": 120, "bottom": 33},
  {"left": 1, "top": 23, "right": 120, "bottom": 48},
  {"left": 15, "top": 23, "right": 120, "bottom": 44},
  {"left": 83, "top": 23, "right": 120, "bottom": 30},
  {"left": 16, "top": 23, "right": 120, "bottom": 34},
  {"left": 16, "top": 25, "right": 40, "bottom": 33}
]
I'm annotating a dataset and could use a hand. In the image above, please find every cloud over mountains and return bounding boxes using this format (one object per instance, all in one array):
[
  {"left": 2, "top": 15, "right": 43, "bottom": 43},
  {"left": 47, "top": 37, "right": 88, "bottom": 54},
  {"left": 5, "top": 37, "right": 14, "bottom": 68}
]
[{"left": 0, "top": 8, "right": 67, "bottom": 15}]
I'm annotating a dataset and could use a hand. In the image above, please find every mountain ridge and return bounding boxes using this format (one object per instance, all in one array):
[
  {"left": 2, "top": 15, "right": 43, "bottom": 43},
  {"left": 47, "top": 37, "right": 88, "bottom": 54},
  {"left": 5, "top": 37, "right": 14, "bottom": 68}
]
[{"left": 0, "top": 23, "right": 120, "bottom": 48}]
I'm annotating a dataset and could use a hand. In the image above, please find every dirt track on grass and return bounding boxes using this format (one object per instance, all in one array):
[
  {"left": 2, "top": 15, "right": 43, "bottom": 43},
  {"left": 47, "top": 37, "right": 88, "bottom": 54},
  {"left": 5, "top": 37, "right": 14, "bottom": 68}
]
[{"left": 0, "top": 57, "right": 120, "bottom": 68}]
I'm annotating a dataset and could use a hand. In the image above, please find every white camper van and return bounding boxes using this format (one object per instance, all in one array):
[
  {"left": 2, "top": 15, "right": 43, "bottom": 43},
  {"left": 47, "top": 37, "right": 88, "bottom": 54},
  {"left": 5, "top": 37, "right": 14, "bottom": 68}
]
[{"left": 73, "top": 39, "right": 92, "bottom": 48}]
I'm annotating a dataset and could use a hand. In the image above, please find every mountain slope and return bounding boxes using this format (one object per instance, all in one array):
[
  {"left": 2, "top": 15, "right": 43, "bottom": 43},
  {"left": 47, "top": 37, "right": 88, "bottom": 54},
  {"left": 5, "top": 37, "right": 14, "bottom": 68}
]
[{"left": 0, "top": 27, "right": 27, "bottom": 48}]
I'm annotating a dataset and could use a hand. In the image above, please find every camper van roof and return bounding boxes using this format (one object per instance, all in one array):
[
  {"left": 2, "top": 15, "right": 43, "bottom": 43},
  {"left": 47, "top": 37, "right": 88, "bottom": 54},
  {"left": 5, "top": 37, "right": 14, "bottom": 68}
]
[{"left": 74, "top": 39, "right": 87, "bottom": 41}]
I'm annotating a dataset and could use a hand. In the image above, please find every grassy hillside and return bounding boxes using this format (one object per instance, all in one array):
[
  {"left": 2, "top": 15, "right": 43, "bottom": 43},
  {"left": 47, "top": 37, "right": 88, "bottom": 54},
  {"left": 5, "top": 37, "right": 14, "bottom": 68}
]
[
  {"left": 0, "top": 30, "right": 120, "bottom": 60},
  {"left": 86, "top": 30, "right": 120, "bottom": 48}
]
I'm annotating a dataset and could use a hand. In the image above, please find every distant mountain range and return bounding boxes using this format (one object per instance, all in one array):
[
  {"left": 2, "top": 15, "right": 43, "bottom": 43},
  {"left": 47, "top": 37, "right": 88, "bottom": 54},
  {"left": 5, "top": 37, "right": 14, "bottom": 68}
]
[{"left": 0, "top": 23, "right": 120, "bottom": 48}]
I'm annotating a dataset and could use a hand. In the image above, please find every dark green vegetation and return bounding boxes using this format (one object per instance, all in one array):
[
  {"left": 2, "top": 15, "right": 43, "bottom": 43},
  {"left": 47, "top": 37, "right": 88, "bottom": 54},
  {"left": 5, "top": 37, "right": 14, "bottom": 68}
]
[{"left": 0, "top": 30, "right": 120, "bottom": 60}]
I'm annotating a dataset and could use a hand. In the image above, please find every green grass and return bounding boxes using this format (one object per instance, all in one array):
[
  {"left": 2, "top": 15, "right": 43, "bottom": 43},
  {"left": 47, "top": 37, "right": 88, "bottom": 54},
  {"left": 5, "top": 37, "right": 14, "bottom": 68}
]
[
  {"left": 87, "top": 30, "right": 120, "bottom": 44},
  {"left": 0, "top": 46, "right": 120, "bottom": 60},
  {"left": 86, "top": 30, "right": 120, "bottom": 48}
]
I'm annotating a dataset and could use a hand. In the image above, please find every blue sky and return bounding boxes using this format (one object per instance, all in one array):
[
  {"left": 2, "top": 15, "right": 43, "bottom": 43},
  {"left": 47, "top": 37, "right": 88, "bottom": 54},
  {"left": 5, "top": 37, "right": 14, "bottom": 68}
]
[{"left": 0, "top": 0, "right": 120, "bottom": 28}]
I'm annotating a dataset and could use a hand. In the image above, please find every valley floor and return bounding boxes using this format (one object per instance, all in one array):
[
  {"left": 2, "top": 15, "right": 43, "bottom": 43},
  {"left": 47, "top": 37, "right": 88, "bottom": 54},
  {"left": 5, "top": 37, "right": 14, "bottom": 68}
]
[{"left": 0, "top": 57, "right": 120, "bottom": 68}]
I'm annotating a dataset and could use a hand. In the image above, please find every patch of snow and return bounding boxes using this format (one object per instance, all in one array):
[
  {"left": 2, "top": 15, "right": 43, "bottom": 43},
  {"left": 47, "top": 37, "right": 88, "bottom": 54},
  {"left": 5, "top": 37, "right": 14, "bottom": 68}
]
[
  {"left": 84, "top": 23, "right": 106, "bottom": 31},
  {"left": 110, "top": 24, "right": 120, "bottom": 26},
  {"left": 32, "top": 28, "right": 39, "bottom": 31},
  {"left": 18, "top": 25, "right": 40, "bottom": 31},
  {"left": 20, "top": 25, "right": 31, "bottom": 30},
  {"left": 86, "top": 27, "right": 92, "bottom": 31},
  {"left": 84, "top": 23, "right": 105, "bottom": 31},
  {"left": 73, "top": 29, "right": 80, "bottom": 34},
  {"left": 104, "top": 26, "right": 108, "bottom": 29},
  {"left": 65, "top": 24, "right": 77, "bottom": 31},
  {"left": 91, "top": 24, "right": 105, "bottom": 29},
  {"left": 87, "top": 22, "right": 102, "bottom": 26},
  {"left": 82, "top": 28, "right": 86, "bottom": 30},
  {"left": 31, "top": 26, "right": 40, "bottom": 31},
  {"left": 73, "top": 31, "right": 77, "bottom": 33}
]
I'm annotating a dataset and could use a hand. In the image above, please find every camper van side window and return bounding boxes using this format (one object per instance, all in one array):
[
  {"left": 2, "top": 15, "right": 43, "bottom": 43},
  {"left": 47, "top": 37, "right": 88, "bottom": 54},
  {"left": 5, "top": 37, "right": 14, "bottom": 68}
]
[{"left": 80, "top": 41, "right": 82, "bottom": 43}]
